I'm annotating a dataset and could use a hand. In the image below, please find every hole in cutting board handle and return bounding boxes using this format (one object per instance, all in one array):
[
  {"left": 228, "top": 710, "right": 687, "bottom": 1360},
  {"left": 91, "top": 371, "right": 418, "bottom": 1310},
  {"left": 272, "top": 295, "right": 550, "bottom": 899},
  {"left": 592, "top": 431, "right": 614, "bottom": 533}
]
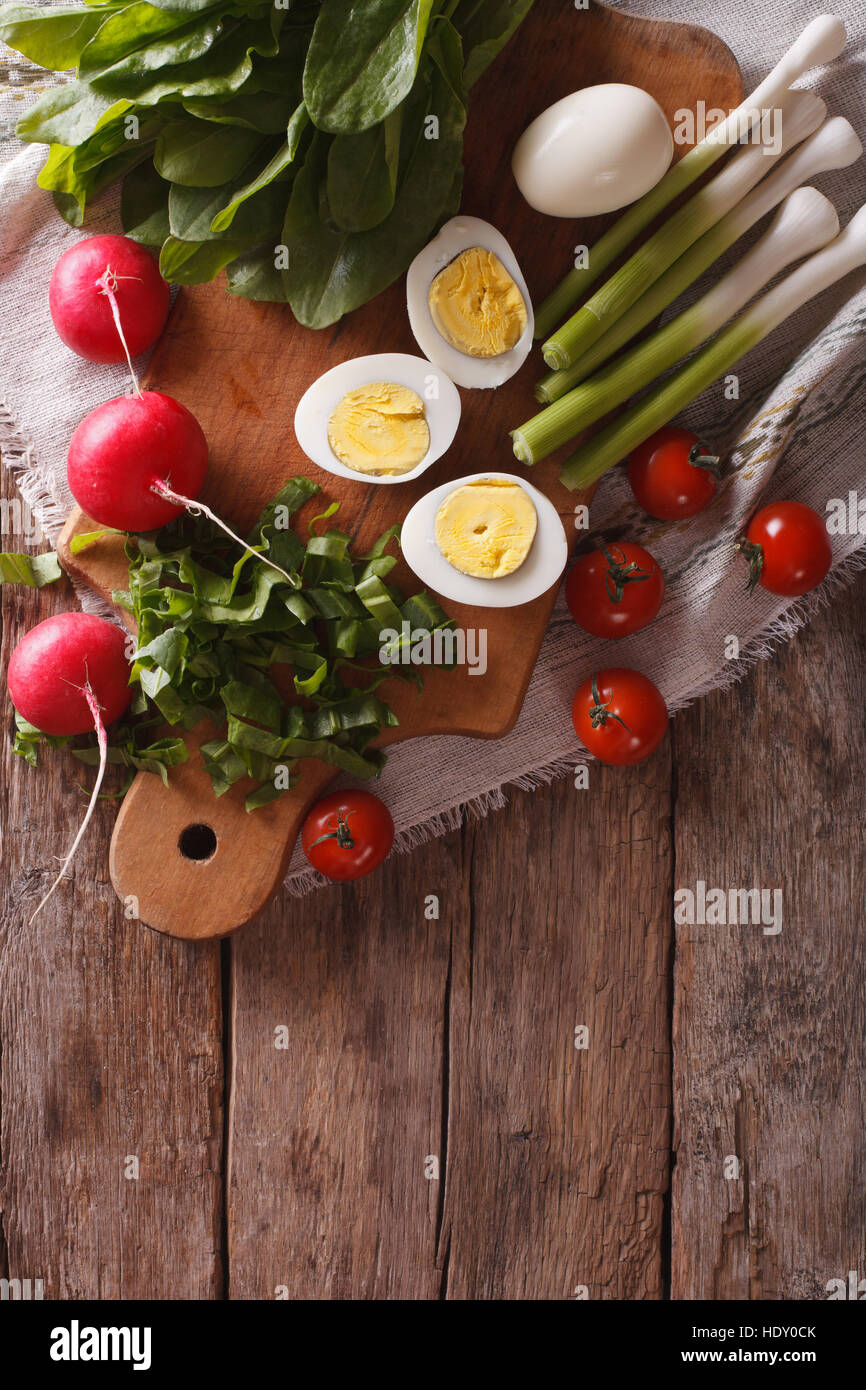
[{"left": 178, "top": 823, "right": 218, "bottom": 862}]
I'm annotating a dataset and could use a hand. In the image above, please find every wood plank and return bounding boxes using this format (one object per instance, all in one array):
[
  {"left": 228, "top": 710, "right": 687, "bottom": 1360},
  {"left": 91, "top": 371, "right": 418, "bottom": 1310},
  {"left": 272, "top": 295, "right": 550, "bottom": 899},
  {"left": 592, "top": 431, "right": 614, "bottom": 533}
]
[
  {"left": 671, "top": 573, "right": 866, "bottom": 1299},
  {"left": 228, "top": 744, "right": 673, "bottom": 1299},
  {"left": 0, "top": 466, "right": 225, "bottom": 1299},
  {"left": 226, "top": 835, "right": 457, "bottom": 1299},
  {"left": 440, "top": 757, "right": 673, "bottom": 1299}
]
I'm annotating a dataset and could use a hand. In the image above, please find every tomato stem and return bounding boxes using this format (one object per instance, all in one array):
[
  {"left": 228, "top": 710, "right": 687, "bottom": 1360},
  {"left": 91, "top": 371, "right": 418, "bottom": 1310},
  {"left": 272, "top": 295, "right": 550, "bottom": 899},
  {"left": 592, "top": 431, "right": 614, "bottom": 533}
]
[
  {"left": 689, "top": 441, "right": 722, "bottom": 478},
  {"left": 307, "top": 809, "right": 356, "bottom": 851},
  {"left": 601, "top": 542, "right": 652, "bottom": 604},
  {"left": 737, "top": 535, "right": 764, "bottom": 594},
  {"left": 589, "top": 675, "right": 631, "bottom": 733}
]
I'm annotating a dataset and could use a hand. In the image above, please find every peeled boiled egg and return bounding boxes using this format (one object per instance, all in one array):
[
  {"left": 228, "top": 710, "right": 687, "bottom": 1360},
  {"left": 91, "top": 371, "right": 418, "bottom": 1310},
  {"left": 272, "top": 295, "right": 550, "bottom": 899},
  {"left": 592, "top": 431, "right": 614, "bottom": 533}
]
[
  {"left": 406, "top": 217, "right": 534, "bottom": 389},
  {"left": 401, "top": 472, "right": 568, "bottom": 608},
  {"left": 512, "top": 84, "right": 674, "bottom": 218},
  {"left": 294, "top": 353, "right": 461, "bottom": 485}
]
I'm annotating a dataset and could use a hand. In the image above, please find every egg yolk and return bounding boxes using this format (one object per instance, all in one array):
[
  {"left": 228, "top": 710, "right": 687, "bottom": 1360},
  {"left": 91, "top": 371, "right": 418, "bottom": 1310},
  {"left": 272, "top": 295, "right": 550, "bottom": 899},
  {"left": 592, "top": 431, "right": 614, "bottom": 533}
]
[
  {"left": 428, "top": 247, "right": 528, "bottom": 358},
  {"left": 327, "top": 381, "right": 430, "bottom": 476},
  {"left": 434, "top": 478, "right": 537, "bottom": 579}
]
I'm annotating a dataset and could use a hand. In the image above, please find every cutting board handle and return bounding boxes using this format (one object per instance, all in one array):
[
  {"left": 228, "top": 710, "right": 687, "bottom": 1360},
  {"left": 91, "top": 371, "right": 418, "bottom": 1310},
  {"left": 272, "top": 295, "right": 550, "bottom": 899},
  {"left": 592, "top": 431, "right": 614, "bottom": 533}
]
[{"left": 109, "top": 720, "right": 337, "bottom": 938}]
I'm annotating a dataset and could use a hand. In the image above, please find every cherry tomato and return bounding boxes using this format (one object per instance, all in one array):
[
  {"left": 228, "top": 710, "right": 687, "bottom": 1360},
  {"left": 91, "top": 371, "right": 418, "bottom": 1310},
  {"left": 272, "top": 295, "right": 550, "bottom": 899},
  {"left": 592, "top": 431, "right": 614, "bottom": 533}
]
[
  {"left": 571, "top": 667, "right": 668, "bottom": 766},
  {"left": 739, "top": 500, "right": 832, "bottom": 597},
  {"left": 302, "top": 789, "right": 395, "bottom": 882},
  {"left": 566, "top": 540, "right": 665, "bottom": 638},
  {"left": 628, "top": 425, "right": 720, "bottom": 519}
]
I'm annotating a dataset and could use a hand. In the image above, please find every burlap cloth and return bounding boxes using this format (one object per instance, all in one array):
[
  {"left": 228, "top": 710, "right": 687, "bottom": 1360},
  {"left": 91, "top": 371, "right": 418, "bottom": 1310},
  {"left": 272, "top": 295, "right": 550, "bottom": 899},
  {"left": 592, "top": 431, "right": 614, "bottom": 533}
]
[{"left": 1, "top": 0, "right": 864, "bottom": 894}]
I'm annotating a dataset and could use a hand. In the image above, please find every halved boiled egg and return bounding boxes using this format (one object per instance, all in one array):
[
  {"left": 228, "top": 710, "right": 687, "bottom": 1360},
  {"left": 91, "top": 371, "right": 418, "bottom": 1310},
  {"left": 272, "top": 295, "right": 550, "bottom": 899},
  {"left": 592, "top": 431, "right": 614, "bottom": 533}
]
[
  {"left": 406, "top": 217, "right": 534, "bottom": 389},
  {"left": 401, "top": 472, "right": 567, "bottom": 608},
  {"left": 294, "top": 353, "right": 461, "bottom": 485}
]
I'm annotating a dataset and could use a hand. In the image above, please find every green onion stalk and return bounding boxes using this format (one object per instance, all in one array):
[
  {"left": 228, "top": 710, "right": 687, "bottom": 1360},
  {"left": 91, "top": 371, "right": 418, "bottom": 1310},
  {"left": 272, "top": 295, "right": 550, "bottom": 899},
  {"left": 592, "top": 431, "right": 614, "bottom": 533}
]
[
  {"left": 531, "top": 13, "right": 847, "bottom": 342},
  {"left": 540, "top": 87, "right": 826, "bottom": 371},
  {"left": 558, "top": 202, "right": 866, "bottom": 491},
  {"left": 535, "top": 116, "right": 862, "bottom": 404},
  {"left": 512, "top": 187, "right": 839, "bottom": 466}
]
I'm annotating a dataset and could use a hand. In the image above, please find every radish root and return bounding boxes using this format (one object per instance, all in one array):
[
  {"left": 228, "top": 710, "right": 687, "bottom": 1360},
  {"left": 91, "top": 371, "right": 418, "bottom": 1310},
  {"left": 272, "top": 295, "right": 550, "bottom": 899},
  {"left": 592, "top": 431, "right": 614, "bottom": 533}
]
[
  {"left": 29, "top": 684, "right": 108, "bottom": 924},
  {"left": 96, "top": 266, "right": 143, "bottom": 398},
  {"left": 152, "top": 482, "right": 297, "bottom": 586}
]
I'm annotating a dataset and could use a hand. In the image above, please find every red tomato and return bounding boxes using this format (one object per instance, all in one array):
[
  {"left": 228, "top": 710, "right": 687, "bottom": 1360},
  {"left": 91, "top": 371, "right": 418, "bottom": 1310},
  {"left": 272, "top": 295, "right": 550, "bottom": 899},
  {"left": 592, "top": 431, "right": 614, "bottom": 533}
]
[
  {"left": 571, "top": 667, "right": 668, "bottom": 766},
  {"left": 566, "top": 540, "right": 665, "bottom": 638},
  {"left": 302, "top": 789, "right": 395, "bottom": 882},
  {"left": 740, "top": 500, "right": 832, "bottom": 597},
  {"left": 628, "top": 425, "right": 720, "bottom": 520}
]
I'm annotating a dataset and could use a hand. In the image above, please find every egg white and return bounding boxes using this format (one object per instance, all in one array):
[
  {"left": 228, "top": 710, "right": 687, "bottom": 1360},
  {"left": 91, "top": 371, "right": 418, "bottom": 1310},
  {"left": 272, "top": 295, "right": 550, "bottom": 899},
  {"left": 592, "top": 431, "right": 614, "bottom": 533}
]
[
  {"left": 400, "top": 472, "right": 568, "bottom": 609},
  {"left": 293, "top": 352, "right": 461, "bottom": 485},
  {"left": 406, "top": 217, "right": 534, "bottom": 389}
]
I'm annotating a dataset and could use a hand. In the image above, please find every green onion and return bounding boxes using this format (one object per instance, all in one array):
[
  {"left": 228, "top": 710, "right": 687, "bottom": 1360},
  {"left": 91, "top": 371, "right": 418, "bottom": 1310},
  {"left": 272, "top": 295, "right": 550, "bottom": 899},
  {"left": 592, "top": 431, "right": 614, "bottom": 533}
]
[
  {"left": 536, "top": 116, "right": 863, "bottom": 404},
  {"left": 512, "top": 188, "right": 838, "bottom": 466},
  {"left": 558, "top": 202, "right": 866, "bottom": 491},
  {"left": 541, "top": 88, "right": 825, "bottom": 371},
  {"left": 532, "top": 13, "right": 847, "bottom": 342}
]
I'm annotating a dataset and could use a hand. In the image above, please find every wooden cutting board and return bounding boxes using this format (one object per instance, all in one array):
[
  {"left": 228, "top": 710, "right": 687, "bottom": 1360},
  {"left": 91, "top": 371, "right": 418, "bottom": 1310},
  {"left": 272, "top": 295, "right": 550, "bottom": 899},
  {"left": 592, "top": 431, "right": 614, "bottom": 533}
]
[{"left": 56, "top": 0, "right": 742, "bottom": 939}]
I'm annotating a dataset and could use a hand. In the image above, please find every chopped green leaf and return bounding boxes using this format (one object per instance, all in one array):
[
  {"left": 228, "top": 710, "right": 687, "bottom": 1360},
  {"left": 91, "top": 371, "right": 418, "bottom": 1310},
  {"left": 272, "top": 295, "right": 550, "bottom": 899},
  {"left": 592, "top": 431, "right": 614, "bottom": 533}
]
[
  {"left": 12, "top": 712, "right": 72, "bottom": 766},
  {"left": 7, "top": 475, "right": 452, "bottom": 808},
  {"left": 0, "top": 551, "right": 62, "bottom": 587},
  {"left": 118, "top": 476, "right": 454, "bottom": 804},
  {"left": 69, "top": 527, "right": 125, "bottom": 555}
]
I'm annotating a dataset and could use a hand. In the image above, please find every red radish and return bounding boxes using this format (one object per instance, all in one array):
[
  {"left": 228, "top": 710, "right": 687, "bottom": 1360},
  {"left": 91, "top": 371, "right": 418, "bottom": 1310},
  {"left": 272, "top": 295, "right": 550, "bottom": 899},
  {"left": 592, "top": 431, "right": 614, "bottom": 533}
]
[
  {"left": 7, "top": 612, "right": 133, "bottom": 921},
  {"left": 49, "top": 234, "right": 170, "bottom": 366},
  {"left": 8, "top": 612, "right": 131, "bottom": 735},
  {"left": 67, "top": 391, "right": 209, "bottom": 532},
  {"left": 67, "top": 391, "right": 297, "bottom": 581},
  {"left": 60, "top": 253, "right": 295, "bottom": 580},
  {"left": 55, "top": 244, "right": 197, "bottom": 536}
]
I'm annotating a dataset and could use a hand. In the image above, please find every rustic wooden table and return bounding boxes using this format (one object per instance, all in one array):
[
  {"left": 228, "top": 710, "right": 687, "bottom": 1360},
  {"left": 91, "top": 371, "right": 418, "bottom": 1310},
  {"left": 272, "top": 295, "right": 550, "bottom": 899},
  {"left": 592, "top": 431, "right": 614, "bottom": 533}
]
[
  {"left": 1, "top": 38, "right": 863, "bottom": 1304},
  {"left": 2, "top": 461, "right": 864, "bottom": 1300}
]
